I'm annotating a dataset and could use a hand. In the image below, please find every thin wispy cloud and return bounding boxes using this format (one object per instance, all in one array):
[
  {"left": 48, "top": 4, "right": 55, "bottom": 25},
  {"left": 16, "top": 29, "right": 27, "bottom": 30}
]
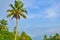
[
  {"left": 22, "top": 0, "right": 60, "bottom": 20},
  {"left": 27, "top": 14, "right": 43, "bottom": 19},
  {"left": 44, "top": 2, "right": 60, "bottom": 18}
]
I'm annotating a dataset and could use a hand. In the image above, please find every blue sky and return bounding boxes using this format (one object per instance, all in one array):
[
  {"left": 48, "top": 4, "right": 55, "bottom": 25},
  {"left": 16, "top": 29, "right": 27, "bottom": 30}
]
[{"left": 0, "top": 0, "right": 60, "bottom": 40}]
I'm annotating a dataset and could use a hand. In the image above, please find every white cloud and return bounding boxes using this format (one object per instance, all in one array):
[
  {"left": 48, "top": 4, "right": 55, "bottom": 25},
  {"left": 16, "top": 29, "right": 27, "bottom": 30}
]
[
  {"left": 21, "top": 0, "right": 60, "bottom": 19},
  {"left": 44, "top": 2, "right": 60, "bottom": 18},
  {"left": 45, "top": 8, "right": 58, "bottom": 18}
]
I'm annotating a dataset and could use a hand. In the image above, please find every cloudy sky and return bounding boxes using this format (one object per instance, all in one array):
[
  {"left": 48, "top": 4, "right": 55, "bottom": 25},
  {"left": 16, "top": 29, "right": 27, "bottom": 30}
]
[{"left": 0, "top": 0, "right": 60, "bottom": 40}]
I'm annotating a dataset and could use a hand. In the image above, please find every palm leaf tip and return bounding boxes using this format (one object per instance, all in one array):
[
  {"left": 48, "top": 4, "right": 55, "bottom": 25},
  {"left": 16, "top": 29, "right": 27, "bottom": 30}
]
[
  {"left": 9, "top": 4, "right": 15, "bottom": 9},
  {"left": 7, "top": 15, "right": 10, "bottom": 18},
  {"left": 7, "top": 10, "right": 14, "bottom": 12},
  {"left": 6, "top": 10, "right": 11, "bottom": 12},
  {"left": 6, "top": 10, "right": 8, "bottom": 12},
  {"left": 25, "top": 9, "right": 28, "bottom": 14},
  {"left": 19, "top": 13, "right": 26, "bottom": 19},
  {"left": 24, "top": 10, "right": 28, "bottom": 14},
  {"left": 22, "top": 15, "right": 26, "bottom": 19},
  {"left": 7, "top": 13, "right": 13, "bottom": 18},
  {"left": 22, "top": 9, "right": 28, "bottom": 14}
]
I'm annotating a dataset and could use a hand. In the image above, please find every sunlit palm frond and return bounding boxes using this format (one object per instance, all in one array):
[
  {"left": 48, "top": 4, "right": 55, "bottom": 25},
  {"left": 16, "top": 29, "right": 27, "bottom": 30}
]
[
  {"left": 15, "top": 0, "right": 20, "bottom": 8},
  {"left": 20, "top": 8, "right": 28, "bottom": 14},
  {"left": 7, "top": 10, "right": 14, "bottom": 12},
  {"left": 19, "top": 12, "right": 26, "bottom": 19},
  {"left": 20, "top": 1, "right": 24, "bottom": 7},
  {"left": 7, "top": 13, "right": 13, "bottom": 18}
]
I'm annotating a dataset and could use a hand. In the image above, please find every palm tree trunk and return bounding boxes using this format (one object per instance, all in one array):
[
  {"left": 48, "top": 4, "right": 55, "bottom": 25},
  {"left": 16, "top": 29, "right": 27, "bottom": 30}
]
[{"left": 14, "top": 19, "right": 18, "bottom": 40}]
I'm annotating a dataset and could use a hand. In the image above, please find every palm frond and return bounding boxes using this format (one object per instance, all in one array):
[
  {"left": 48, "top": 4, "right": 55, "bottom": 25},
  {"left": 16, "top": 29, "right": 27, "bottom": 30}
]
[
  {"left": 7, "top": 10, "right": 14, "bottom": 12},
  {"left": 7, "top": 13, "right": 13, "bottom": 18},
  {"left": 9, "top": 4, "right": 15, "bottom": 9},
  {"left": 20, "top": 1, "right": 24, "bottom": 7},
  {"left": 11, "top": 14, "right": 16, "bottom": 20},
  {"left": 21, "top": 8, "right": 28, "bottom": 14},
  {"left": 19, "top": 12, "right": 26, "bottom": 19},
  {"left": 16, "top": 1, "right": 24, "bottom": 10},
  {"left": 15, "top": 0, "right": 20, "bottom": 8}
]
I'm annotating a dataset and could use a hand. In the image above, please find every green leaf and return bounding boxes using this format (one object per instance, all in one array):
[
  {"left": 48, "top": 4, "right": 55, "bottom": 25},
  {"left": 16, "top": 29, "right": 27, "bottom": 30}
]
[
  {"left": 11, "top": 14, "right": 16, "bottom": 20},
  {"left": 7, "top": 10, "right": 14, "bottom": 12},
  {"left": 9, "top": 4, "right": 15, "bottom": 9},
  {"left": 21, "top": 8, "right": 28, "bottom": 14},
  {"left": 7, "top": 13, "right": 13, "bottom": 18},
  {"left": 19, "top": 12, "right": 26, "bottom": 19}
]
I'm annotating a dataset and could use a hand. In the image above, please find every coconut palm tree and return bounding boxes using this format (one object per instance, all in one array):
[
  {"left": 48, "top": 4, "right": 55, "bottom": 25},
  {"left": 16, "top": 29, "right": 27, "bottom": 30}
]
[
  {"left": 7, "top": 0, "right": 27, "bottom": 40},
  {"left": 0, "top": 19, "right": 8, "bottom": 31}
]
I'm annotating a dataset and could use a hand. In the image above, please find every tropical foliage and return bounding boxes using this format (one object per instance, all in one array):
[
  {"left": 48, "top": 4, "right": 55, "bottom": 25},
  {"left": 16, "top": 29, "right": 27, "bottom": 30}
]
[
  {"left": 0, "top": 19, "right": 8, "bottom": 31},
  {"left": 0, "top": 19, "right": 32, "bottom": 40},
  {"left": 19, "top": 32, "right": 32, "bottom": 40},
  {"left": 0, "top": 30, "right": 32, "bottom": 40},
  {"left": 43, "top": 33, "right": 60, "bottom": 40}
]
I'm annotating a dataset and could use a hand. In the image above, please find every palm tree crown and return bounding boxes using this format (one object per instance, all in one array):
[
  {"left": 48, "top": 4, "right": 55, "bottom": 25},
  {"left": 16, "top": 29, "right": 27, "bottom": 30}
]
[
  {"left": 0, "top": 19, "right": 8, "bottom": 31},
  {"left": 0, "top": 19, "right": 7, "bottom": 25},
  {"left": 7, "top": 0, "right": 27, "bottom": 20}
]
